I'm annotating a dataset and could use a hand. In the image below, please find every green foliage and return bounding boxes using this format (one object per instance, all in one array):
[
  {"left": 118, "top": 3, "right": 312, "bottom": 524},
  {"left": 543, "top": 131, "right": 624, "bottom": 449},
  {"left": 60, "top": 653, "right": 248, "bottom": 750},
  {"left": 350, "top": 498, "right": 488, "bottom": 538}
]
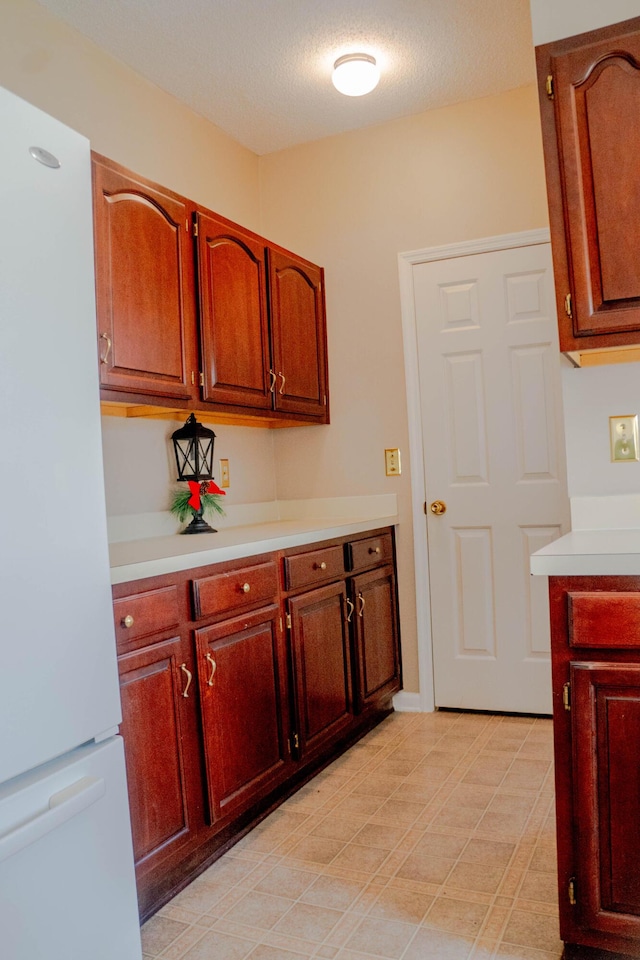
[{"left": 169, "top": 487, "right": 226, "bottom": 524}]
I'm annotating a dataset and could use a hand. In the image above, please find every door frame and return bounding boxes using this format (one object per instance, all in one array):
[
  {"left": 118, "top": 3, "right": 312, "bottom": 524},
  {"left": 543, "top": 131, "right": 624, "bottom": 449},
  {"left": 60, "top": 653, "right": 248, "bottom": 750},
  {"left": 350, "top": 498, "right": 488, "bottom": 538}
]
[{"left": 397, "top": 228, "right": 551, "bottom": 713}]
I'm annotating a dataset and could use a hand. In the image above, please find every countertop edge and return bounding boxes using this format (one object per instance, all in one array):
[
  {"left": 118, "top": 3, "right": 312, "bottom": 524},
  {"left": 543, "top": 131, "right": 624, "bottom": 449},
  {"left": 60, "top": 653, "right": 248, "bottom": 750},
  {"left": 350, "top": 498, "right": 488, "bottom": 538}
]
[
  {"left": 531, "top": 554, "right": 640, "bottom": 577},
  {"left": 530, "top": 529, "right": 640, "bottom": 577},
  {"left": 110, "top": 514, "right": 398, "bottom": 585}
]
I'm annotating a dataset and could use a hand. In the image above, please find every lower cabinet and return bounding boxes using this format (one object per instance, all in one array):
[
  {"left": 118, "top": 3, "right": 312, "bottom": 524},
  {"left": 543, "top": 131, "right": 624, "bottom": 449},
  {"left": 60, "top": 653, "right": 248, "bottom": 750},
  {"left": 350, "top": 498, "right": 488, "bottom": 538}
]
[
  {"left": 194, "top": 604, "right": 293, "bottom": 824},
  {"left": 116, "top": 636, "right": 203, "bottom": 916},
  {"left": 350, "top": 565, "right": 400, "bottom": 713},
  {"left": 572, "top": 663, "right": 640, "bottom": 942},
  {"left": 289, "top": 581, "right": 354, "bottom": 762},
  {"left": 113, "top": 527, "right": 401, "bottom": 921},
  {"left": 549, "top": 576, "right": 640, "bottom": 959}
]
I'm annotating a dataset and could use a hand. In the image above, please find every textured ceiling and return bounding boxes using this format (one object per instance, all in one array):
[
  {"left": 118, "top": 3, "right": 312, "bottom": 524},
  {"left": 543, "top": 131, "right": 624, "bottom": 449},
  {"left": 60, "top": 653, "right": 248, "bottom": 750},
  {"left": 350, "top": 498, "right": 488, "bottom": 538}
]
[{"left": 36, "top": 0, "right": 536, "bottom": 155}]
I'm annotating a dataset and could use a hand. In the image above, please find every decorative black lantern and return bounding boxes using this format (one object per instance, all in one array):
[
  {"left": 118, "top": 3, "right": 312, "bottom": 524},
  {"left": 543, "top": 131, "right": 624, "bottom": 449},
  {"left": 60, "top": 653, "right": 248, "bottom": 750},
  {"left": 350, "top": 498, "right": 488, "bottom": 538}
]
[{"left": 171, "top": 414, "right": 217, "bottom": 534}]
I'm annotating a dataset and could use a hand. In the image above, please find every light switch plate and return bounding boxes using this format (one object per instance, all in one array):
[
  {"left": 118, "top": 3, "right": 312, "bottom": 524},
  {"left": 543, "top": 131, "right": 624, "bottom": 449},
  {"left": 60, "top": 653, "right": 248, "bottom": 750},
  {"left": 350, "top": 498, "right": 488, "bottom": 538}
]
[
  {"left": 385, "top": 448, "right": 401, "bottom": 476},
  {"left": 609, "top": 415, "right": 639, "bottom": 462},
  {"left": 219, "top": 458, "right": 230, "bottom": 487}
]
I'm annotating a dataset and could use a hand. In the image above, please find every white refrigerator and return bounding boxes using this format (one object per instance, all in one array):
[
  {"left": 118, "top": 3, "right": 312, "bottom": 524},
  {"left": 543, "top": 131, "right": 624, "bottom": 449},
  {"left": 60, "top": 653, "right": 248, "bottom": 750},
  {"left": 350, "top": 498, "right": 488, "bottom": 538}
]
[{"left": 0, "top": 86, "right": 142, "bottom": 959}]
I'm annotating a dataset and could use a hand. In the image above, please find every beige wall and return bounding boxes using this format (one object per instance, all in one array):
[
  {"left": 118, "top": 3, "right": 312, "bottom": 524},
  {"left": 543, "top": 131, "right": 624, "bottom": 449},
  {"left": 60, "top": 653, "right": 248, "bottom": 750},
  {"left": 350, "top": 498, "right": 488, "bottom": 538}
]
[
  {"left": 260, "top": 86, "right": 551, "bottom": 691},
  {"left": 530, "top": 0, "right": 640, "bottom": 44},
  {"left": 1, "top": 0, "right": 260, "bottom": 225},
  {"left": 0, "top": 0, "right": 276, "bottom": 516},
  {"left": 2, "top": 0, "right": 552, "bottom": 695}
]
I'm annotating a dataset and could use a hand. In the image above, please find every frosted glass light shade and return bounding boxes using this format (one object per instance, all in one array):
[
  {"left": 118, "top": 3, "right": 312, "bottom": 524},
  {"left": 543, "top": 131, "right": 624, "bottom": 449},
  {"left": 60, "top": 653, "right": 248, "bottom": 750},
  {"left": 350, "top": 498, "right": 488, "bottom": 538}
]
[{"left": 332, "top": 54, "right": 380, "bottom": 96}]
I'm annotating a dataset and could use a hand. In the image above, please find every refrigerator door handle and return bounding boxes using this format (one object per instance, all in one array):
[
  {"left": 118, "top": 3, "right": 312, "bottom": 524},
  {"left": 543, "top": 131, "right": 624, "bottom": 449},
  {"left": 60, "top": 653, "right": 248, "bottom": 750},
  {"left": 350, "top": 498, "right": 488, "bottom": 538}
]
[{"left": 0, "top": 775, "right": 105, "bottom": 865}]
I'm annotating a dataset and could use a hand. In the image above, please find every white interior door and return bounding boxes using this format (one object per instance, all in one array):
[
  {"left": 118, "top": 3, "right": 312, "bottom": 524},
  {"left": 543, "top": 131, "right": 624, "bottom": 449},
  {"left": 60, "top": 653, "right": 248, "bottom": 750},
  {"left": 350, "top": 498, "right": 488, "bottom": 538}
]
[{"left": 413, "top": 241, "right": 569, "bottom": 714}]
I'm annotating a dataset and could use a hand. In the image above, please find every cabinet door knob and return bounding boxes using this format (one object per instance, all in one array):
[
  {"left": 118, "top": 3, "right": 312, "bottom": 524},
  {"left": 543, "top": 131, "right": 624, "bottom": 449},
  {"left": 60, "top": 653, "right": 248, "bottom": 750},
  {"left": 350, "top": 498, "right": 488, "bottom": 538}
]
[
  {"left": 99, "top": 332, "right": 112, "bottom": 365},
  {"left": 121, "top": 614, "right": 134, "bottom": 628},
  {"left": 205, "top": 652, "right": 217, "bottom": 686},
  {"left": 315, "top": 561, "right": 327, "bottom": 571},
  {"left": 369, "top": 546, "right": 381, "bottom": 555},
  {"left": 346, "top": 597, "right": 355, "bottom": 623},
  {"left": 241, "top": 582, "right": 251, "bottom": 593},
  {"left": 180, "top": 663, "right": 192, "bottom": 698}
]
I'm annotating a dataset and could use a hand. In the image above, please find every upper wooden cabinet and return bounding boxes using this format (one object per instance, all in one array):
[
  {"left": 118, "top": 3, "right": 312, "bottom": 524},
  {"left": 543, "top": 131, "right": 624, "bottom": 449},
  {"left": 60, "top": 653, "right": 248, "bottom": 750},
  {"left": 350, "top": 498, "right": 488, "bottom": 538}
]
[
  {"left": 536, "top": 17, "right": 640, "bottom": 354},
  {"left": 268, "top": 249, "right": 328, "bottom": 419},
  {"left": 92, "top": 155, "right": 329, "bottom": 424},
  {"left": 196, "top": 211, "right": 272, "bottom": 410},
  {"left": 549, "top": 576, "right": 640, "bottom": 959},
  {"left": 92, "top": 155, "right": 198, "bottom": 400}
]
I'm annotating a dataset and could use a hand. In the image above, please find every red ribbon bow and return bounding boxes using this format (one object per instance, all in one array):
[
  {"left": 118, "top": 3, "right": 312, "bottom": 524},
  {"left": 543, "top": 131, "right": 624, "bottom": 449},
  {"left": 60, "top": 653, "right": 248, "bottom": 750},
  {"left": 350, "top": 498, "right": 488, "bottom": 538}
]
[{"left": 187, "top": 480, "right": 226, "bottom": 510}]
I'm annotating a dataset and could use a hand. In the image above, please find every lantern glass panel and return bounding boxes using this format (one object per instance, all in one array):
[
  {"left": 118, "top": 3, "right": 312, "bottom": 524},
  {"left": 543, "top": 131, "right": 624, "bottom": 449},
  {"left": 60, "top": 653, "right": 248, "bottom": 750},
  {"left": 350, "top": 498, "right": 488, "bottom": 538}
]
[{"left": 171, "top": 415, "right": 216, "bottom": 481}]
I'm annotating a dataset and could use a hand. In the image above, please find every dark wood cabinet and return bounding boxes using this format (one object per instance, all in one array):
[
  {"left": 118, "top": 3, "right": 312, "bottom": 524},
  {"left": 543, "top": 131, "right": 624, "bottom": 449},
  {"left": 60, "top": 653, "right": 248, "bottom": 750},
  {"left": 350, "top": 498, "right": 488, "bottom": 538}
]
[
  {"left": 196, "top": 211, "right": 272, "bottom": 410},
  {"left": 268, "top": 249, "right": 328, "bottom": 419},
  {"left": 350, "top": 565, "right": 401, "bottom": 713},
  {"left": 117, "top": 635, "right": 201, "bottom": 918},
  {"left": 92, "top": 155, "right": 198, "bottom": 400},
  {"left": 113, "top": 527, "right": 400, "bottom": 921},
  {"left": 194, "top": 604, "right": 292, "bottom": 824},
  {"left": 289, "top": 581, "right": 354, "bottom": 761},
  {"left": 572, "top": 662, "right": 640, "bottom": 942},
  {"left": 93, "top": 154, "right": 329, "bottom": 423},
  {"left": 536, "top": 17, "right": 640, "bottom": 354},
  {"left": 549, "top": 576, "right": 640, "bottom": 959}
]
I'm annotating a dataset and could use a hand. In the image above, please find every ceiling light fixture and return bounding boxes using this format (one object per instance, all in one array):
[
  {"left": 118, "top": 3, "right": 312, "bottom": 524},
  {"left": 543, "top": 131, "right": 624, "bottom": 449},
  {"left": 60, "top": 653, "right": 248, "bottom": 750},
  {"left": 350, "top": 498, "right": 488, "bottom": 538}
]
[{"left": 332, "top": 53, "right": 380, "bottom": 97}]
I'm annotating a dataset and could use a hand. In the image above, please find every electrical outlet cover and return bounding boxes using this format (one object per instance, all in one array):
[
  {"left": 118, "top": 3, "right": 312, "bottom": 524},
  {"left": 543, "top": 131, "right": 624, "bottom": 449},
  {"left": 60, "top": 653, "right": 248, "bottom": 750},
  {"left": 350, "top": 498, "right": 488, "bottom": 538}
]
[
  {"left": 609, "top": 415, "right": 639, "bottom": 462},
  {"left": 385, "top": 448, "right": 401, "bottom": 476}
]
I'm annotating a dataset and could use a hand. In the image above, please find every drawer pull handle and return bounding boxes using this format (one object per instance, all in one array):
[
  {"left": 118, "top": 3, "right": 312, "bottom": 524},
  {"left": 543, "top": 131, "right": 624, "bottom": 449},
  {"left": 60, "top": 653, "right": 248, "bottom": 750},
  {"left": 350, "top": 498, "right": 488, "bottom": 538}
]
[
  {"left": 369, "top": 546, "right": 381, "bottom": 555},
  {"left": 99, "top": 332, "right": 112, "bottom": 365},
  {"left": 357, "top": 592, "right": 365, "bottom": 617},
  {"left": 278, "top": 372, "right": 286, "bottom": 394},
  {"left": 206, "top": 653, "right": 217, "bottom": 686},
  {"left": 241, "top": 582, "right": 251, "bottom": 593},
  {"left": 315, "top": 561, "right": 327, "bottom": 571},
  {"left": 346, "top": 597, "right": 355, "bottom": 623},
  {"left": 180, "top": 663, "right": 192, "bottom": 698},
  {"left": 121, "top": 614, "right": 134, "bottom": 628},
  {"left": 269, "top": 369, "right": 277, "bottom": 393}
]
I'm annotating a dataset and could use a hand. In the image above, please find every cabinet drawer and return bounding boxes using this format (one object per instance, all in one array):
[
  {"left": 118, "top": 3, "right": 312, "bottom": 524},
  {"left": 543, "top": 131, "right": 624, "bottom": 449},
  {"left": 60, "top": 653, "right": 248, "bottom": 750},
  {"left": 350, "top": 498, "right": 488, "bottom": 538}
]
[
  {"left": 193, "top": 561, "right": 279, "bottom": 620},
  {"left": 347, "top": 533, "right": 393, "bottom": 572},
  {"left": 284, "top": 545, "right": 345, "bottom": 591},
  {"left": 114, "top": 585, "right": 179, "bottom": 647},
  {"left": 569, "top": 591, "right": 640, "bottom": 648}
]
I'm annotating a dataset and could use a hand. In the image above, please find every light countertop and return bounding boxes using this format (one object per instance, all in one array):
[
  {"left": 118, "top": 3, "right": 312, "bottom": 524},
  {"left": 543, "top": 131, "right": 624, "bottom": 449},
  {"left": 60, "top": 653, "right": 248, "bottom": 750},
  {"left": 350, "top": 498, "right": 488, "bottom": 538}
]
[
  {"left": 109, "top": 495, "right": 398, "bottom": 585},
  {"left": 530, "top": 529, "right": 640, "bottom": 577}
]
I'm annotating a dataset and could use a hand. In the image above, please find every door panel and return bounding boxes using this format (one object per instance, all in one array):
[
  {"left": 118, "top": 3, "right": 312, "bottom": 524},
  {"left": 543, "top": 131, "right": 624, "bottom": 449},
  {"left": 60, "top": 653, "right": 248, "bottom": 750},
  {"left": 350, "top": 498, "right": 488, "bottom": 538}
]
[
  {"left": 289, "top": 582, "right": 353, "bottom": 759},
  {"left": 118, "top": 638, "right": 192, "bottom": 866},
  {"left": 195, "top": 605, "right": 291, "bottom": 824},
  {"left": 268, "top": 249, "right": 328, "bottom": 419},
  {"left": 414, "top": 241, "right": 570, "bottom": 712},
  {"left": 351, "top": 566, "right": 400, "bottom": 711},
  {"left": 196, "top": 212, "right": 271, "bottom": 409},
  {"left": 572, "top": 662, "right": 640, "bottom": 937},
  {"left": 92, "top": 156, "right": 197, "bottom": 399},
  {"left": 553, "top": 33, "right": 640, "bottom": 333}
]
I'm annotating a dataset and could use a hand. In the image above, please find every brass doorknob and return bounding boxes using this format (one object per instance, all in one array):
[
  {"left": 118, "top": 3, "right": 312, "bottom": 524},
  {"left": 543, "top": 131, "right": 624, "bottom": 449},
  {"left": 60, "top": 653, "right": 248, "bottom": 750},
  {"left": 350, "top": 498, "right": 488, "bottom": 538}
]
[{"left": 429, "top": 500, "right": 447, "bottom": 516}]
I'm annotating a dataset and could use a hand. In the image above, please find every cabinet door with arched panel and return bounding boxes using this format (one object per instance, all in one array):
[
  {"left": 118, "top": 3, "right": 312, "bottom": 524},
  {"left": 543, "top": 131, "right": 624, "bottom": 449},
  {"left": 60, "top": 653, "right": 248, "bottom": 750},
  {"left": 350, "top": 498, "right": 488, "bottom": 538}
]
[
  {"left": 267, "top": 248, "right": 329, "bottom": 421},
  {"left": 92, "top": 154, "right": 198, "bottom": 400},
  {"left": 196, "top": 211, "right": 272, "bottom": 410}
]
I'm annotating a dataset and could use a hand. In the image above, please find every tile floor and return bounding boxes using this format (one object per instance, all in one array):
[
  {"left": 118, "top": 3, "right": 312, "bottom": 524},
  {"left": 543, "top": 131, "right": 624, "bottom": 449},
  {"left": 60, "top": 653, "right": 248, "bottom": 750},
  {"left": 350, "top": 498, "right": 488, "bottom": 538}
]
[{"left": 141, "top": 710, "right": 562, "bottom": 960}]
